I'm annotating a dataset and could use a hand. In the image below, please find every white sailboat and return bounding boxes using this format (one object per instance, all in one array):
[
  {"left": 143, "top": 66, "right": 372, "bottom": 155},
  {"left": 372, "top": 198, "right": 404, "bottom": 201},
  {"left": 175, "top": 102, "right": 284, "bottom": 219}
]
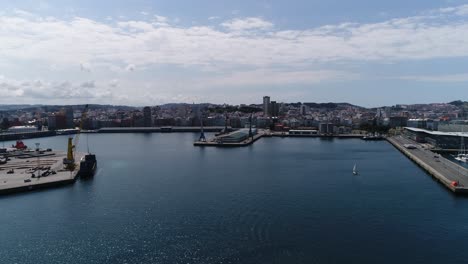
[
  {"left": 455, "top": 154, "right": 467, "bottom": 163},
  {"left": 353, "top": 164, "right": 358, "bottom": 175},
  {"left": 455, "top": 129, "right": 467, "bottom": 163}
]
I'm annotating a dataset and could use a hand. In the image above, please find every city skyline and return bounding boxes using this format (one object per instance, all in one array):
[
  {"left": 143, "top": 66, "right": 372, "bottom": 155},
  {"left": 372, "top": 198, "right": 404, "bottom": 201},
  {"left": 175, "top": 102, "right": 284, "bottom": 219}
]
[
  {"left": 0, "top": 98, "right": 466, "bottom": 110},
  {"left": 1, "top": 0, "right": 468, "bottom": 106}
]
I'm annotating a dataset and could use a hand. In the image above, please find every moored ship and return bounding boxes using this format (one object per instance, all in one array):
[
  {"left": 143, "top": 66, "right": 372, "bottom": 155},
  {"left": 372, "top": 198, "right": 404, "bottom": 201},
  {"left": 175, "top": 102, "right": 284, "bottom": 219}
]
[{"left": 79, "top": 153, "right": 97, "bottom": 177}]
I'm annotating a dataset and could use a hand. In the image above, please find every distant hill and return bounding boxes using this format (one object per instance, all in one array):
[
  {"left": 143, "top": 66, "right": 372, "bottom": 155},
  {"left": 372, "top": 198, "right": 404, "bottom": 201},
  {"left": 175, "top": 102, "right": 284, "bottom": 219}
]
[
  {"left": 160, "top": 103, "right": 214, "bottom": 109},
  {"left": 448, "top": 100, "right": 468, "bottom": 107},
  {"left": 0, "top": 104, "right": 43, "bottom": 111},
  {"left": 302, "top": 102, "right": 363, "bottom": 109},
  {"left": 0, "top": 104, "right": 136, "bottom": 112}
]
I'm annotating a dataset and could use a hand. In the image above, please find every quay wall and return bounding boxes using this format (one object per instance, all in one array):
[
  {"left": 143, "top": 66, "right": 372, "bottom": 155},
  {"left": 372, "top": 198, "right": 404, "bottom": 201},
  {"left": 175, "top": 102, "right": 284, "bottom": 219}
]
[
  {"left": 386, "top": 137, "right": 462, "bottom": 193},
  {"left": 98, "top": 127, "right": 226, "bottom": 133},
  {"left": 0, "top": 131, "right": 55, "bottom": 142},
  {"left": 273, "top": 134, "right": 364, "bottom": 138},
  {"left": 0, "top": 177, "right": 76, "bottom": 195}
]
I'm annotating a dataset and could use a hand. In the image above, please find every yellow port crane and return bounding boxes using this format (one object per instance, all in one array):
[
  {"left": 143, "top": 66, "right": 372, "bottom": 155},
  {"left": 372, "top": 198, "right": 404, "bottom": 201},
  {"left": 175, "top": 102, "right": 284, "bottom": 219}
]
[{"left": 64, "top": 104, "right": 89, "bottom": 171}]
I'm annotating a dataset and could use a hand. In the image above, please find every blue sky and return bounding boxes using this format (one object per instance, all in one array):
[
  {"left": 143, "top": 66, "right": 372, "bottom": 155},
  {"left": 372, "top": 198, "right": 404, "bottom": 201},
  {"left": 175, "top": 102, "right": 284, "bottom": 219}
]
[{"left": 1, "top": 0, "right": 468, "bottom": 106}]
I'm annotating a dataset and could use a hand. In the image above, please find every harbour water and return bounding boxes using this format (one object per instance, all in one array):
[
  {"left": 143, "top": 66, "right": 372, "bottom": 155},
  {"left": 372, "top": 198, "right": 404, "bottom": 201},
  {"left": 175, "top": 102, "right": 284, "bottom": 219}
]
[{"left": 1, "top": 133, "right": 468, "bottom": 263}]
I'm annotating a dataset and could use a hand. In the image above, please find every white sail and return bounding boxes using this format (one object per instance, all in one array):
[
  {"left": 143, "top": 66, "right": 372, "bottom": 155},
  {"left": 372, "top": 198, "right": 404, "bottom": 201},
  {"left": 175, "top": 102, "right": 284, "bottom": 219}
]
[{"left": 455, "top": 126, "right": 467, "bottom": 163}]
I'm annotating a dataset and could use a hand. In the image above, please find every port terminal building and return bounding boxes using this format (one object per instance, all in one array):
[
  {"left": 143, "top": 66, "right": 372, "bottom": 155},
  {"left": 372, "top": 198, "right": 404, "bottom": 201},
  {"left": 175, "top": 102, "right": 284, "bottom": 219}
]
[
  {"left": 216, "top": 128, "right": 257, "bottom": 143},
  {"left": 438, "top": 120, "right": 468, "bottom": 133},
  {"left": 6, "top": 126, "right": 38, "bottom": 133},
  {"left": 404, "top": 127, "right": 468, "bottom": 149}
]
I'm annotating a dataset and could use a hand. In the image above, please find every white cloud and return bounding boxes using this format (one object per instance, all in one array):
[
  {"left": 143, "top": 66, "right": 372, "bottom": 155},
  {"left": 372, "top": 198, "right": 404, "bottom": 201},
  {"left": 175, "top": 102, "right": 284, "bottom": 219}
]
[
  {"left": 125, "top": 64, "right": 136, "bottom": 71},
  {"left": 0, "top": 77, "right": 112, "bottom": 103},
  {"left": 154, "top": 15, "right": 168, "bottom": 23},
  {"left": 12, "top": 9, "right": 34, "bottom": 17},
  {"left": 1, "top": 5, "right": 468, "bottom": 105},
  {"left": 439, "top": 4, "right": 468, "bottom": 16},
  {"left": 195, "top": 69, "right": 358, "bottom": 88},
  {"left": 2, "top": 6, "right": 468, "bottom": 70},
  {"left": 400, "top": 73, "right": 468, "bottom": 82},
  {"left": 1, "top": 69, "right": 352, "bottom": 105},
  {"left": 117, "top": 20, "right": 154, "bottom": 31},
  {"left": 455, "top": 5, "right": 468, "bottom": 16},
  {"left": 80, "top": 62, "right": 92, "bottom": 72},
  {"left": 80, "top": 81, "right": 95, "bottom": 88},
  {"left": 221, "top": 17, "right": 273, "bottom": 31},
  {"left": 109, "top": 79, "right": 119, "bottom": 87}
]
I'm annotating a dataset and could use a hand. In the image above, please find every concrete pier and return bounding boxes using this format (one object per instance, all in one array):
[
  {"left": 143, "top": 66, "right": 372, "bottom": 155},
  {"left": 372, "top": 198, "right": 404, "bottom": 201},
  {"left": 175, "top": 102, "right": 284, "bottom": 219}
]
[
  {"left": 194, "top": 130, "right": 367, "bottom": 147},
  {"left": 97, "top": 126, "right": 226, "bottom": 133},
  {"left": 387, "top": 136, "right": 468, "bottom": 194},
  {"left": 270, "top": 132, "right": 364, "bottom": 138},
  {"left": 194, "top": 133, "right": 263, "bottom": 147},
  {"left": 0, "top": 150, "right": 84, "bottom": 195},
  {"left": 0, "top": 131, "right": 55, "bottom": 142}
]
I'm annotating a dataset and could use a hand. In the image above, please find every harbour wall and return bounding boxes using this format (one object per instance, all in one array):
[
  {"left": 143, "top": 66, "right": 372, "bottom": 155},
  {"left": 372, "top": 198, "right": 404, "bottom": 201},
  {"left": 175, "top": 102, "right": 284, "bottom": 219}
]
[
  {"left": 0, "top": 131, "right": 56, "bottom": 142},
  {"left": 387, "top": 137, "right": 468, "bottom": 194}
]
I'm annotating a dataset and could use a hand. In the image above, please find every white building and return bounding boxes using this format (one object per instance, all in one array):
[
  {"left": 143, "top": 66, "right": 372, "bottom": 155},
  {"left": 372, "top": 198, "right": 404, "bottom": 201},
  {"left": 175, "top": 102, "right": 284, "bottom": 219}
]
[{"left": 7, "top": 126, "right": 38, "bottom": 133}]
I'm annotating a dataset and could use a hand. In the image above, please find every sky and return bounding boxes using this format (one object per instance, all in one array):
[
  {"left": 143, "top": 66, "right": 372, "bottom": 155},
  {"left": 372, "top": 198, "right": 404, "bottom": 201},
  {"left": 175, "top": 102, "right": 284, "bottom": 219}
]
[{"left": 1, "top": 0, "right": 468, "bottom": 107}]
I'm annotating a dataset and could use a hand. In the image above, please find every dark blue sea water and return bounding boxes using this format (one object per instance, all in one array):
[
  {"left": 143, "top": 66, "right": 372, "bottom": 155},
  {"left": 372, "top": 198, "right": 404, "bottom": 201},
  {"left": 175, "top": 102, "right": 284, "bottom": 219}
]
[{"left": 1, "top": 134, "right": 468, "bottom": 264}]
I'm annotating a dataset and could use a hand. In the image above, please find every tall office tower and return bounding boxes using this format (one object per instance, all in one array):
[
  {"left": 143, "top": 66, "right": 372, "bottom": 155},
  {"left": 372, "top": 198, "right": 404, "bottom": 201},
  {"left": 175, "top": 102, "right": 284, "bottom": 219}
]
[
  {"left": 263, "top": 96, "right": 270, "bottom": 116},
  {"left": 143, "top": 106, "right": 152, "bottom": 127}
]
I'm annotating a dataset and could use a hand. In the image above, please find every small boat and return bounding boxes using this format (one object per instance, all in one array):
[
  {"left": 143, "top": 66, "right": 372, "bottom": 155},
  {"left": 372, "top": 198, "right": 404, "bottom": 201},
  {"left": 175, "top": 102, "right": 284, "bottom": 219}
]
[
  {"left": 453, "top": 128, "right": 467, "bottom": 163},
  {"left": 362, "top": 132, "right": 385, "bottom": 141},
  {"left": 353, "top": 164, "right": 358, "bottom": 175},
  {"left": 455, "top": 154, "right": 468, "bottom": 163}
]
